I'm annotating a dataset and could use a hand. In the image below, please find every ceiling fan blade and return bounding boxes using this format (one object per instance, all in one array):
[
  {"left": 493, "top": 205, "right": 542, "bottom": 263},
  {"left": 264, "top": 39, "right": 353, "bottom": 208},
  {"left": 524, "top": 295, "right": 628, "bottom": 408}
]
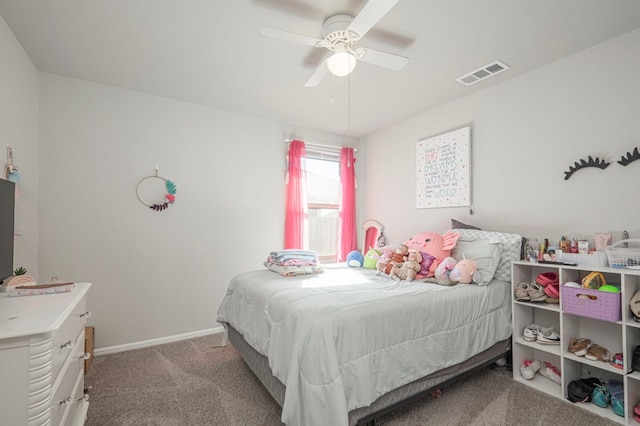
[
  {"left": 357, "top": 47, "right": 408, "bottom": 71},
  {"left": 260, "top": 27, "right": 323, "bottom": 47},
  {"left": 347, "top": 0, "right": 400, "bottom": 39},
  {"left": 304, "top": 58, "right": 329, "bottom": 87}
]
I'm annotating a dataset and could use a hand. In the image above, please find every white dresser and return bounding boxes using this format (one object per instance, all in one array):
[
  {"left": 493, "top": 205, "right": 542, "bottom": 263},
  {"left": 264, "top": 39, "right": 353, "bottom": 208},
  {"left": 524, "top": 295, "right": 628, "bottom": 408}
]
[{"left": 0, "top": 282, "right": 92, "bottom": 426}]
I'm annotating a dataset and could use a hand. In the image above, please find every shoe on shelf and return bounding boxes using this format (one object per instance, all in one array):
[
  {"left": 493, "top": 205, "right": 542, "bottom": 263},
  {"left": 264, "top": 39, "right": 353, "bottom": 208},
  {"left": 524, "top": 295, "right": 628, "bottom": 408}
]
[
  {"left": 609, "top": 379, "right": 624, "bottom": 417},
  {"left": 633, "top": 402, "right": 640, "bottom": 423},
  {"left": 568, "top": 337, "right": 591, "bottom": 357},
  {"left": 523, "top": 324, "right": 541, "bottom": 342},
  {"left": 591, "top": 383, "right": 611, "bottom": 408},
  {"left": 514, "top": 282, "right": 530, "bottom": 301},
  {"left": 535, "top": 271, "right": 559, "bottom": 287},
  {"left": 528, "top": 282, "right": 547, "bottom": 302},
  {"left": 519, "top": 359, "right": 541, "bottom": 380},
  {"left": 585, "top": 344, "right": 611, "bottom": 362},
  {"left": 632, "top": 345, "right": 640, "bottom": 371},
  {"left": 538, "top": 361, "right": 561, "bottom": 384},
  {"left": 610, "top": 353, "right": 624, "bottom": 370},
  {"left": 536, "top": 327, "right": 561, "bottom": 345}
]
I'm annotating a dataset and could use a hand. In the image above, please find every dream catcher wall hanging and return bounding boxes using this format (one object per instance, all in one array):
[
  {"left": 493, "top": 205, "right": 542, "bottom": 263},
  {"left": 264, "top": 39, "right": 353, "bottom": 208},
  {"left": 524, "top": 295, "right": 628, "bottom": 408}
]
[{"left": 136, "top": 167, "right": 177, "bottom": 212}]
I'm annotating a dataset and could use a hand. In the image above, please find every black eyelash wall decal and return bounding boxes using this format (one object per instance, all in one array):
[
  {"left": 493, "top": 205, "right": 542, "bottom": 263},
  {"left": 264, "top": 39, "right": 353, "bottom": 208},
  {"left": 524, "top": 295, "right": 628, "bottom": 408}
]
[
  {"left": 564, "top": 156, "right": 610, "bottom": 181},
  {"left": 617, "top": 147, "right": 640, "bottom": 166}
]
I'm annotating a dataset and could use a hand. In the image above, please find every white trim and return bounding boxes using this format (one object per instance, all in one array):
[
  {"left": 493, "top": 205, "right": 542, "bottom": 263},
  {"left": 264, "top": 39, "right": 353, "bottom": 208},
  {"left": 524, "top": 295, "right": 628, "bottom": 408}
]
[{"left": 93, "top": 325, "right": 225, "bottom": 356}]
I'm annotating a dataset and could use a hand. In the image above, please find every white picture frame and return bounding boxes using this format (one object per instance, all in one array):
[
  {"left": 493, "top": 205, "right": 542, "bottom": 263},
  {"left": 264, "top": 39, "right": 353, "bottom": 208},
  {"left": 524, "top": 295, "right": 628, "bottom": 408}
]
[{"left": 416, "top": 126, "right": 471, "bottom": 209}]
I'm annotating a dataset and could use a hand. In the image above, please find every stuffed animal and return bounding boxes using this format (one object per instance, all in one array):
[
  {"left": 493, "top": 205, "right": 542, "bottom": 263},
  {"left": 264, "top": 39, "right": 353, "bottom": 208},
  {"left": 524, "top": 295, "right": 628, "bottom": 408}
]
[
  {"left": 404, "top": 231, "right": 460, "bottom": 278},
  {"left": 450, "top": 258, "right": 479, "bottom": 284},
  {"left": 384, "top": 244, "right": 409, "bottom": 275},
  {"left": 363, "top": 248, "right": 381, "bottom": 270},
  {"left": 434, "top": 256, "right": 458, "bottom": 280},
  {"left": 346, "top": 250, "right": 364, "bottom": 267},
  {"left": 389, "top": 250, "right": 423, "bottom": 281},
  {"left": 376, "top": 247, "right": 393, "bottom": 275}
]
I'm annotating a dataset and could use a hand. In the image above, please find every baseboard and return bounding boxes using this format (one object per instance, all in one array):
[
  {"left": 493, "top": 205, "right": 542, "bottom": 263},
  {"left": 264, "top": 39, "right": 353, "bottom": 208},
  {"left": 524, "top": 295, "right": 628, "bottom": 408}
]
[{"left": 94, "top": 325, "right": 225, "bottom": 356}]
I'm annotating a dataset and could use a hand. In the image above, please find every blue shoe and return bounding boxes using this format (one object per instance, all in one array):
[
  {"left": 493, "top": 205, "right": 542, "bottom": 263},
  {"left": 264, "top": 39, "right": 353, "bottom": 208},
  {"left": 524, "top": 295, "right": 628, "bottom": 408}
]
[
  {"left": 608, "top": 379, "right": 624, "bottom": 417},
  {"left": 591, "top": 384, "right": 611, "bottom": 408}
]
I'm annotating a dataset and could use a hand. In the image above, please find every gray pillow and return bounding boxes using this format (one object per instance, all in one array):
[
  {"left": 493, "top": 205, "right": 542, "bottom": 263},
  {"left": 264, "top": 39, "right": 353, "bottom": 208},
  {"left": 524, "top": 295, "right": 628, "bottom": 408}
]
[
  {"left": 451, "top": 239, "right": 503, "bottom": 286},
  {"left": 450, "top": 219, "right": 481, "bottom": 230},
  {"left": 451, "top": 219, "right": 526, "bottom": 266},
  {"left": 451, "top": 229, "right": 524, "bottom": 283}
]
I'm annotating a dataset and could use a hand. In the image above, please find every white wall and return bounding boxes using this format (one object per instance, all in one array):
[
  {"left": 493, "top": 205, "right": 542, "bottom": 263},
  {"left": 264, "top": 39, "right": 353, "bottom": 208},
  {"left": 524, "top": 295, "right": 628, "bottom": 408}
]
[
  {"left": 9, "top": 14, "right": 640, "bottom": 350},
  {"left": 0, "top": 14, "right": 39, "bottom": 277},
  {"left": 38, "top": 74, "right": 358, "bottom": 349},
  {"left": 361, "top": 28, "right": 640, "bottom": 248}
]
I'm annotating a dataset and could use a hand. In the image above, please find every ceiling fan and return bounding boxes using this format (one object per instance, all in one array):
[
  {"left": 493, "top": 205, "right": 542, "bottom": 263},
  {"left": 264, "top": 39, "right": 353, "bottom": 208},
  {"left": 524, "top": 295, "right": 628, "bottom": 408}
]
[{"left": 260, "top": 0, "right": 409, "bottom": 87}]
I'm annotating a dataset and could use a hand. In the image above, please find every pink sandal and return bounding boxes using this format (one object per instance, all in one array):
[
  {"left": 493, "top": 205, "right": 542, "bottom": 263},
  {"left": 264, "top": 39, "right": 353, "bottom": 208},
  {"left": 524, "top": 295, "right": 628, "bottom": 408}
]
[{"left": 536, "top": 272, "right": 559, "bottom": 287}]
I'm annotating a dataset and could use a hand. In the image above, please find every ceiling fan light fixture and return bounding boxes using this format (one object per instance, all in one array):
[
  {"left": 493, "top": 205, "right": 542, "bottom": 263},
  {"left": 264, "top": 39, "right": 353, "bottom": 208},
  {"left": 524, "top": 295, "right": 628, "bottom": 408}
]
[{"left": 327, "top": 50, "right": 356, "bottom": 77}]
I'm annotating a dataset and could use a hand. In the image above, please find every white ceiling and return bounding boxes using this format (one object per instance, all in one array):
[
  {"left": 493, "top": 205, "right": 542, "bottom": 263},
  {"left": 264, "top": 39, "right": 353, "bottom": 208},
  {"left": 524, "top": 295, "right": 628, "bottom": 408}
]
[{"left": 2, "top": 0, "right": 640, "bottom": 137}]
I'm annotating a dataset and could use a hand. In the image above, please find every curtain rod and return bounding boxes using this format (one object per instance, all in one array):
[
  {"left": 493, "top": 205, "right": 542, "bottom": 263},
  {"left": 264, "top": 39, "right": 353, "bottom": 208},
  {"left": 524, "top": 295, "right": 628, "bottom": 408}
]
[{"left": 284, "top": 139, "right": 357, "bottom": 152}]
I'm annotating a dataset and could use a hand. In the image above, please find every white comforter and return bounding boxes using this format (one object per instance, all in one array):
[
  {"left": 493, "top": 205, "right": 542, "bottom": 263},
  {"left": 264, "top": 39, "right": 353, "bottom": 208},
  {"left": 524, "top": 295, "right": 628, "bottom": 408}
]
[{"left": 217, "top": 265, "right": 512, "bottom": 426}]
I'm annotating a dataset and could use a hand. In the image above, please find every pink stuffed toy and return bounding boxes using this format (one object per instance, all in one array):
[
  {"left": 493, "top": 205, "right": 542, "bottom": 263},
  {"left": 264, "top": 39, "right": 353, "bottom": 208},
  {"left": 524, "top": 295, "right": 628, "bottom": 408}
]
[
  {"left": 450, "top": 259, "right": 479, "bottom": 284},
  {"left": 434, "top": 257, "right": 457, "bottom": 280},
  {"left": 404, "top": 230, "right": 460, "bottom": 278},
  {"left": 376, "top": 247, "right": 393, "bottom": 275}
]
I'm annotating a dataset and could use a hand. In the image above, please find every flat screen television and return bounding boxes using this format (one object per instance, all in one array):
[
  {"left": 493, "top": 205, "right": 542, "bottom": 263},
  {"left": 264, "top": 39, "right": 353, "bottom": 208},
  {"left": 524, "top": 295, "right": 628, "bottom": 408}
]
[{"left": 0, "top": 178, "right": 15, "bottom": 283}]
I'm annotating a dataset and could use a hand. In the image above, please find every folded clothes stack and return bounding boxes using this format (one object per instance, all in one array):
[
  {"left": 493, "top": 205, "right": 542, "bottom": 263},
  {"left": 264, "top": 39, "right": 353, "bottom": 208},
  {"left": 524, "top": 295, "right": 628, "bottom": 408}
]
[{"left": 264, "top": 249, "right": 324, "bottom": 277}]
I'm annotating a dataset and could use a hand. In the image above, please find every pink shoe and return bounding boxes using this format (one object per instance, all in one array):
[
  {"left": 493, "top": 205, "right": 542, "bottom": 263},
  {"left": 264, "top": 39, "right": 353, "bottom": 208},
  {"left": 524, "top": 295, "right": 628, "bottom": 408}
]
[
  {"left": 520, "top": 359, "right": 541, "bottom": 380},
  {"left": 538, "top": 361, "right": 561, "bottom": 384}
]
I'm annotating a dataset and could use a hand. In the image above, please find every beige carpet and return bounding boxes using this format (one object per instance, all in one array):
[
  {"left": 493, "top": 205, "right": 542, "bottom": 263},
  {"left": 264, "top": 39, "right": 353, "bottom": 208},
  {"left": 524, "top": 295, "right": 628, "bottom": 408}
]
[{"left": 85, "top": 334, "right": 618, "bottom": 426}]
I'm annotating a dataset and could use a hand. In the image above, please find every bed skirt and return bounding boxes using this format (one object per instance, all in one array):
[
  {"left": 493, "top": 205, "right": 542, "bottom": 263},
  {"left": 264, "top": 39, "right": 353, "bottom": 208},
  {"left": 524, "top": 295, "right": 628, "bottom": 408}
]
[{"left": 224, "top": 323, "right": 511, "bottom": 426}]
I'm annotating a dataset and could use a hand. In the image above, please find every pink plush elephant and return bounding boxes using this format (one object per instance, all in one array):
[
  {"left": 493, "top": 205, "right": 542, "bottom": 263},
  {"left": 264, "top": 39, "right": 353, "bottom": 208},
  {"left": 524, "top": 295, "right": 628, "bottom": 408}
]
[{"left": 404, "top": 230, "right": 460, "bottom": 278}]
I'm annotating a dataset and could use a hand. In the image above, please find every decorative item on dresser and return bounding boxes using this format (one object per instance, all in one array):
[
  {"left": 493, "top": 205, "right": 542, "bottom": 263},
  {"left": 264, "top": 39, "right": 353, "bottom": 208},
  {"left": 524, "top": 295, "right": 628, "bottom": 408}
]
[{"left": 0, "top": 282, "right": 92, "bottom": 426}]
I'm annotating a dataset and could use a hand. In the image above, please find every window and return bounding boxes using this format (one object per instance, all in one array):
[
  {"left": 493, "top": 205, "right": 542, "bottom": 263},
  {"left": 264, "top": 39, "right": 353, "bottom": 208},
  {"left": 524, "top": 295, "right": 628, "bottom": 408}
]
[{"left": 305, "top": 157, "right": 340, "bottom": 262}]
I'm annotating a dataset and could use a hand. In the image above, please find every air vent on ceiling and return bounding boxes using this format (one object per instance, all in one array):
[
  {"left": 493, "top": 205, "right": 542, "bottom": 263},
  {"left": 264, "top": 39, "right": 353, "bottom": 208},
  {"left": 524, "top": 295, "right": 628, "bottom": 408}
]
[{"left": 456, "top": 60, "right": 510, "bottom": 86}]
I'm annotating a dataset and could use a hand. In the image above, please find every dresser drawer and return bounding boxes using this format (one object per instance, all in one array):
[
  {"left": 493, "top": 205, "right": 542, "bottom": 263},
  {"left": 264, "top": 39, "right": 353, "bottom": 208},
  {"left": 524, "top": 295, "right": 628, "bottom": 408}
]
[
  {"left": 50, "top": 328, "right": 86, "bottom": 426},
  {"left": 51, "top": 297, "right": 89, "bottom": 383},
  {"left": 1, "top": 283, "right": 92, "bottom": 426}
]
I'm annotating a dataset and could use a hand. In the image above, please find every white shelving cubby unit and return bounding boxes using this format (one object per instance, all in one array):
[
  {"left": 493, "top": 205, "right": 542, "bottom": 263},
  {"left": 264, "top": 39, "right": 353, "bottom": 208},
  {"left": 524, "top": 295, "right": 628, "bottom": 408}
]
[{"left": 511, "top": 260, "right": 640, "bottom": 425}]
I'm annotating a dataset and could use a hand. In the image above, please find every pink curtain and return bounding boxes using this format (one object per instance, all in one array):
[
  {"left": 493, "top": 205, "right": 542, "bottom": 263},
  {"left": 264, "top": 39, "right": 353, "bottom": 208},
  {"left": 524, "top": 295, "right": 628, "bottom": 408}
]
[
  {"left": 337, "top": 147, "right": 357, "bottom": 261},
  {"left": 284, "top": 140, "right": 308, "bottom": 249}
]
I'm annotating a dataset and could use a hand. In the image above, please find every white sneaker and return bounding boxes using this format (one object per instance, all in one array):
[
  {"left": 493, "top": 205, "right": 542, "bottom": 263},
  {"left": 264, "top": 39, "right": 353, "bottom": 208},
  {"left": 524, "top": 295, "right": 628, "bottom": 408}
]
[
  {"left": 520, "top": 359, "right": 541, "bottom": 380},
  {"left": 523, "top": 324, "right": 541, "bottom": 342},
  {"left": 538, "top": 361, "right": 561, "bottom": 384},
  {"left": 536, "top": 327, "right": 561, "bottom": 345}
]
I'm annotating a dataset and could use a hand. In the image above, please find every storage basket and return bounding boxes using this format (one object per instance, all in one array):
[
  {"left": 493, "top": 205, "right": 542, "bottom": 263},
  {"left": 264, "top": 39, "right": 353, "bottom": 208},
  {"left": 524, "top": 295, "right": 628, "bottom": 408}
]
[
  {"left": 556, "top": 251, "right": 608, "bottom": 267},
  {"left": 606, "top": 239, "right": 640, "bottom": 269},
  {"left": 562, "top": 285, "right": 621, "bottom": 323}
]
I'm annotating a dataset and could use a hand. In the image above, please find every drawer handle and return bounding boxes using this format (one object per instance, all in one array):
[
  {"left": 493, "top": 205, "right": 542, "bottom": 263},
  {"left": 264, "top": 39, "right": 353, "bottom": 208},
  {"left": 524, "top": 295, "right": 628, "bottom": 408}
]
[
  {"left": 80, "top": 311, "right": 92, "bottom": 319},
  {"left": 59, "top": 396, "right": 73, "bottom": 406},
  {"left": 60, "top": 340, "right": 74, "bottom": 349},
  {"left": 80, "top": 352, "right": 92, "bottom": 361}
]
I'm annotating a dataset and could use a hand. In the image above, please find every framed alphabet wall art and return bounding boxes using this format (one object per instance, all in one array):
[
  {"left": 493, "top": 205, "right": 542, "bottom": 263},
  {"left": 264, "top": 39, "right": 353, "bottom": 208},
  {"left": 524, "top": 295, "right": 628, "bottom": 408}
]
[{"left": 416, "top": 126, "right": 471, "bottom": 209}]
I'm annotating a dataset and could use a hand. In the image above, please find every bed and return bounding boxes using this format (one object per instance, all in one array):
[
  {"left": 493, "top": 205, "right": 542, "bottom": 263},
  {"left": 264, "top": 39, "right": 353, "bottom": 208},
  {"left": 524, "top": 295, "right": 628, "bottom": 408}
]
[{"left": 216, "top": 228, "right": 522, "bottom": 426}]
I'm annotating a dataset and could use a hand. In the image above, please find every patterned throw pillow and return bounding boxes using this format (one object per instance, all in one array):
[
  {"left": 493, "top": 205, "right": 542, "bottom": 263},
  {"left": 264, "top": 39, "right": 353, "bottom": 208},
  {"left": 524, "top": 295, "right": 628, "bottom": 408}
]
[{"left": 451, "top": 228, "right": 523, "bottom": 283}]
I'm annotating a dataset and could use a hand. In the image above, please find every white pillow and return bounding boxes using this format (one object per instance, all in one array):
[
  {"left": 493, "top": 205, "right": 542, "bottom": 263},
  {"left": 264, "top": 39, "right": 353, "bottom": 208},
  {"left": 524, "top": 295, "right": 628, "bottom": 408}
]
[
  {"left": 451, "top": 239, "right": 503, "bottom": 286},
  {"left": 451, "top": 229, "right": 523, "bottom": 283}
]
